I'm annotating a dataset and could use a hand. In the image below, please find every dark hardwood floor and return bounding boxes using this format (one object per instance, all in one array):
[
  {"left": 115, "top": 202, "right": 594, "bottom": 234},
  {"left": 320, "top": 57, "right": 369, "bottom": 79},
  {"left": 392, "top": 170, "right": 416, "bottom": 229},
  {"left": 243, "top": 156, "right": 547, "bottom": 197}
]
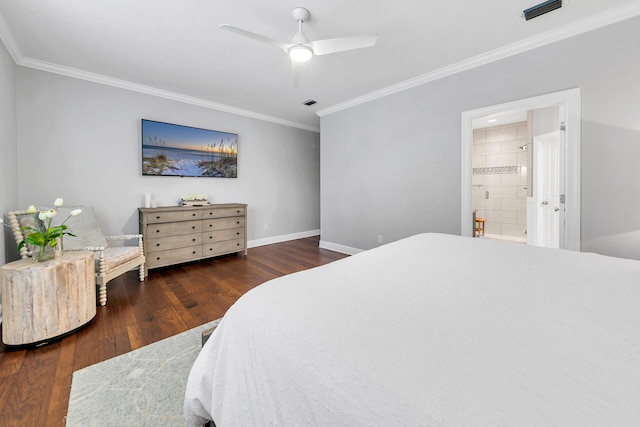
[{"left": 0, "top": 237, "right": 347, "bottom": 427}]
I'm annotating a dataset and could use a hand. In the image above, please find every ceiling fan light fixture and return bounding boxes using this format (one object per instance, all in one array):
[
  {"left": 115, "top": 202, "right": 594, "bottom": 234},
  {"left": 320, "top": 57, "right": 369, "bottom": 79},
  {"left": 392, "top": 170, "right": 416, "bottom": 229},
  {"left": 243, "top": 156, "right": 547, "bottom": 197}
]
[{"left": 289, "top": 45, "right": 313, "bottom": 62}]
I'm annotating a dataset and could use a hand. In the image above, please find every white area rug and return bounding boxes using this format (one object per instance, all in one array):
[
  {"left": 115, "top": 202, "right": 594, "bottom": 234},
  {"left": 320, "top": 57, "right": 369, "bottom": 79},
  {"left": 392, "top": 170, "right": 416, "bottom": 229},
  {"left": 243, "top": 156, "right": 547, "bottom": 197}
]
[{"left": 66, "top": 319, "right": 220, "bottom": 427}]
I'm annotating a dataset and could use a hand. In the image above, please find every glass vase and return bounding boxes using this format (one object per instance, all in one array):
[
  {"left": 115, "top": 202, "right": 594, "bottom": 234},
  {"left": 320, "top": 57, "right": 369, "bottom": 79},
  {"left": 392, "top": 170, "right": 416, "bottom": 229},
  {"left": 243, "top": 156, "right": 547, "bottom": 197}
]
[{"left": 35, "top": 244, "right": 55, "bottom": 262}]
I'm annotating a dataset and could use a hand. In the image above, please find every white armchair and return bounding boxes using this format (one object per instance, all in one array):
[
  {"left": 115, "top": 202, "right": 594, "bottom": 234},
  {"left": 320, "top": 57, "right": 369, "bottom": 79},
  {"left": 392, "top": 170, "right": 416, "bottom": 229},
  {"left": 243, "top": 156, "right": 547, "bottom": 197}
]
[{"left": 7, "top": 206, "right": 145, "bottom": 306}]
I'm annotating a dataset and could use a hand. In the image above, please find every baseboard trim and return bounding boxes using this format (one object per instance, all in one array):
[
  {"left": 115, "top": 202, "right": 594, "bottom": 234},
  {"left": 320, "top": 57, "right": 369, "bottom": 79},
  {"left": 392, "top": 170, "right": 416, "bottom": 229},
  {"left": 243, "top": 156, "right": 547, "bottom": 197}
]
[
  {"left": 318, "top": 240, "right": 363, "bottom": 256},
  {"left": 248, "top": 229, "right": 320, "bottom": 249}
]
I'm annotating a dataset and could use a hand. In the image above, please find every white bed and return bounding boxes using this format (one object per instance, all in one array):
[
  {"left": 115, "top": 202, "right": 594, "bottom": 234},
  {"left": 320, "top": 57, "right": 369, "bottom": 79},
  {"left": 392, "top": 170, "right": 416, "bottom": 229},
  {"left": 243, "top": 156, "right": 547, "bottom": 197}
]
[{"left": 184, "top": 233, "right": 640, "bottom": 426}]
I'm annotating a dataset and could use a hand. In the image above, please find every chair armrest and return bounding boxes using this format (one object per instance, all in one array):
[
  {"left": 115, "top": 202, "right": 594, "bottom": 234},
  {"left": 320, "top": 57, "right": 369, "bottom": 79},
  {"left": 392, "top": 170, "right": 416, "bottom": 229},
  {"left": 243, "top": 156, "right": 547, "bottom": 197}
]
[
  {"left": 106, "top": 234, "right": 144, "bottom": 250},
  {"left": 105, "top": 234, "right": 143, "bottom": 241},
  {"left": 82, "top": 246, "right": 107, "bottom": 251}
]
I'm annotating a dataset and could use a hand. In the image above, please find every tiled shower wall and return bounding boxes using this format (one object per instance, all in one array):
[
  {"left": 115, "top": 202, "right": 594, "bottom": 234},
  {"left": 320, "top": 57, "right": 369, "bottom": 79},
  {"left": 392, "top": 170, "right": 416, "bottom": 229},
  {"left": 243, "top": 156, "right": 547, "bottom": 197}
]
[{"left": 473, "top": 122, "right": 528, "bottom": 240}]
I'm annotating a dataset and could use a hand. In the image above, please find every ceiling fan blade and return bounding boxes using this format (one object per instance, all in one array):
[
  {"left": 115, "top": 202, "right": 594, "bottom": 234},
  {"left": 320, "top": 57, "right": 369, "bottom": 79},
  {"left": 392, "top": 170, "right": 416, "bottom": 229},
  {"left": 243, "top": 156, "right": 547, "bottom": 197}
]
[
  {"left": 291, "top": 60, "right": 304, "bottom": 88},
  {"left": 308, "top": 35, "right": 377, "bottom": 56},
  {"left": 219, "top": 24, "right": 291, "bottom": 53}
]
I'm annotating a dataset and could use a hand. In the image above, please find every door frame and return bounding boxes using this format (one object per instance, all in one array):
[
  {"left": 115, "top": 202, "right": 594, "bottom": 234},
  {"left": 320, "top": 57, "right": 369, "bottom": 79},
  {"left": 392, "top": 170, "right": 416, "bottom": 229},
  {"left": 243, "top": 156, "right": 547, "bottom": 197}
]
[{"left": 460, "top": 88, "right": 581, "bottom": 251}]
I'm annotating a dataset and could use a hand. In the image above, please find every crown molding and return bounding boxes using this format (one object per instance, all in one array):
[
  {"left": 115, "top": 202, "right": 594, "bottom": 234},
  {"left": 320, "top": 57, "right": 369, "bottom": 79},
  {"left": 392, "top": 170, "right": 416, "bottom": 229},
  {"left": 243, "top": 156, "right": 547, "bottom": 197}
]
[
  {"left": 316, "top": 1, "right": 640, "bottom": 117},
  {"left": 0, "top": 10, "right": 21, "bottom": 62},
  {"left": 16, "top": 57, "right": 320, "bottom": 133}
]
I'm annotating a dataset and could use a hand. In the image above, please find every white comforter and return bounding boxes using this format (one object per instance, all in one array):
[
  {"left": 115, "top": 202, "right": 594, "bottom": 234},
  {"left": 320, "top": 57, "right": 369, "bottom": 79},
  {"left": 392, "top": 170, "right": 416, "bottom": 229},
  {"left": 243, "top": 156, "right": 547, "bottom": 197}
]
[{"left": 184, "top": 233, "right": 640, "bottom": 426}]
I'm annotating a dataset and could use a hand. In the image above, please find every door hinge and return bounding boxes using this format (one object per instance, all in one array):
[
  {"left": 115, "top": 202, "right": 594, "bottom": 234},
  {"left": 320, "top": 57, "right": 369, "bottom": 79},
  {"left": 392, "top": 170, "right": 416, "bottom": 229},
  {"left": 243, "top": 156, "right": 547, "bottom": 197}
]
[
  {"left": 560, "top": 194, "right": 565, "bottom": 204},
  {"left": 560, "top": 122, "right": 566, "bottom": 131}
]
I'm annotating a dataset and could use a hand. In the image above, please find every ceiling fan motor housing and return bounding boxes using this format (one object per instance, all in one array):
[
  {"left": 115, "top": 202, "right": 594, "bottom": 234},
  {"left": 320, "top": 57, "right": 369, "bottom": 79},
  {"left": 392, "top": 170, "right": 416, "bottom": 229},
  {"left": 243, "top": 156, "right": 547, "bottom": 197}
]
[{"left": 292, "top": 7, "right": 310, "bottom": 22}]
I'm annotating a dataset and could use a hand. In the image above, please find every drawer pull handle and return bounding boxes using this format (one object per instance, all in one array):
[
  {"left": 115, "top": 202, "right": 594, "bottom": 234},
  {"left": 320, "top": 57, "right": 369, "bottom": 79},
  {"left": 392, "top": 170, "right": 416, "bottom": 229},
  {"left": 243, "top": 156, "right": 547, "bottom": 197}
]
[
  {"left": 156, "top": 230, "right": 160, "bottom": 233},
  {"left": 156, "top": 216, "right": 161, "bottom": 219},
  {"left": 192, "top": 213, "right": 196, "bottom": 216},
  {"left": 156, "top": 243, "right": 160, "bottom": 247},
  {"left": 192, "top": 238, "right": 196, "bottom": 242},
  {"left": 192, "top": 226, "right": 196, "bottom": 229},
  {"left": 236, "top": 221, "right": 240, "bottom": 224},
  {"left": 209, "top": 224, "right": 213, "bottom": 227},
  {"left": 237, "top": 232, "right": 240, "bottom": 235},
  {"left": 156, "top": 256, "right": 160, "bottom": 260},
  {"left": 193, "top": 251, "right": 196, "bottom": 254},
  {"left": 237, "top": 243, "right": 240, "bottom": 246},
  {"left": 209, "top": 236, "right": 213, "bottom": 239}
]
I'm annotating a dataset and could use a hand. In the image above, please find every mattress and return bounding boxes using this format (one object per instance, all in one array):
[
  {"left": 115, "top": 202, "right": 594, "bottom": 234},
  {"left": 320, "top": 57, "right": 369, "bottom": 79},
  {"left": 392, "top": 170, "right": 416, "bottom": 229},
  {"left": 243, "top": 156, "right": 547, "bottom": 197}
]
[{"left": 184, "top": 233, "right": 640, "bottom": 426}]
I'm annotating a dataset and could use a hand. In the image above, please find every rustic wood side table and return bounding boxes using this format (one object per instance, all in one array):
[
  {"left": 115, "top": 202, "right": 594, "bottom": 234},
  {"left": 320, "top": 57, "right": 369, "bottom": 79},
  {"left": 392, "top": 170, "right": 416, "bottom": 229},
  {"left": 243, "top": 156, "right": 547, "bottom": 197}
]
[{"left": 1, "top": 251, "right": 96, "bottom": 345}]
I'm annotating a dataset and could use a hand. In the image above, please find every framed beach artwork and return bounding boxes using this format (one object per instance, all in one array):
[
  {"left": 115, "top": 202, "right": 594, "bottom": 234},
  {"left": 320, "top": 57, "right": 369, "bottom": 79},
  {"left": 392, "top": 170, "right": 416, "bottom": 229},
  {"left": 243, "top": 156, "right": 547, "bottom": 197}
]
[{"left": 141, "top": 119, "right": 238, "bottom": 178}]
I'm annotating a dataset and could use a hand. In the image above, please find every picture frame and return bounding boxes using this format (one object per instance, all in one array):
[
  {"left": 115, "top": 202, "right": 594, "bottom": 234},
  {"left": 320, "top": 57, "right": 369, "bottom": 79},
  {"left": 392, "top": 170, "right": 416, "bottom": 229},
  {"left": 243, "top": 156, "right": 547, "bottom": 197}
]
[{"left": 141, "top": 119, "right": 238, "bottom": 178}]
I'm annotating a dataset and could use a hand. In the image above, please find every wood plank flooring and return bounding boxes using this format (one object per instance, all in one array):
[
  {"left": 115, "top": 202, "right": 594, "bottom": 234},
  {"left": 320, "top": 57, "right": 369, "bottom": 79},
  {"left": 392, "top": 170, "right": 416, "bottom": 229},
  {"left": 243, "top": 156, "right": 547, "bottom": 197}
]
[{"left": 0, "top": 236, "right": 347, "bottom": 427}]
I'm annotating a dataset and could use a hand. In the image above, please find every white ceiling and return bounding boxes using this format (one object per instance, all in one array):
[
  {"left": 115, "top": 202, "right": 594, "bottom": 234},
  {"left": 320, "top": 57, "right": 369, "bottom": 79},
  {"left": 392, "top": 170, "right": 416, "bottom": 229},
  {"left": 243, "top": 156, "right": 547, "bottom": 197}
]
[
  {"left": 472, "top": 111, "right": 529, "bottom": 130},
  {"left": 1, "top": 0, "right": 639, "bottom": 131}
]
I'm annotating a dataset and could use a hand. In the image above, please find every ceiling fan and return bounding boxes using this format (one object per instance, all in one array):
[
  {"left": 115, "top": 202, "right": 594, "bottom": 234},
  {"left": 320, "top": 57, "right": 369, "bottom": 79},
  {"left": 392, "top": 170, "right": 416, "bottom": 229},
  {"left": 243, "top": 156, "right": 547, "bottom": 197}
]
[{"left": 219, "top": 7, "right": 378, "bottom": 87}]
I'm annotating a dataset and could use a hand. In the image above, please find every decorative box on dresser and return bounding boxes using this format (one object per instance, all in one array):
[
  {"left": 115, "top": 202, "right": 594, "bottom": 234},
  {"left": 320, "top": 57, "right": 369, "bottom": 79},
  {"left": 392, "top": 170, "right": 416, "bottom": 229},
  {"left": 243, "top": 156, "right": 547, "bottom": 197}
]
[{"left": 138, "top": 203, "right": 247, "bottom": 272}]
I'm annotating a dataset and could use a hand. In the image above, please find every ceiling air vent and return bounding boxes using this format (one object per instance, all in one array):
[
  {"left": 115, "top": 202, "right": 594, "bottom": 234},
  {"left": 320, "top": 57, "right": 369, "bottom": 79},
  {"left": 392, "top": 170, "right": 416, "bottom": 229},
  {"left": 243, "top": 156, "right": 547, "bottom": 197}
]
[
  {"left": 523, "top": 0, "right": 562, "bottom": 21},
  {"left": 302, "top": 99, "right": 317, "bottom": 106}
]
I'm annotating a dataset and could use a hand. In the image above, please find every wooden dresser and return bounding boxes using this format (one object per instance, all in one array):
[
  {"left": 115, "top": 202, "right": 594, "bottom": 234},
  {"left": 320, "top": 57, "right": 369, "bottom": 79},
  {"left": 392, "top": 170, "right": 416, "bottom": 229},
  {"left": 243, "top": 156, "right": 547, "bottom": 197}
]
[{"left": 139, "top": 203, "right": 247, "bottom": 271}]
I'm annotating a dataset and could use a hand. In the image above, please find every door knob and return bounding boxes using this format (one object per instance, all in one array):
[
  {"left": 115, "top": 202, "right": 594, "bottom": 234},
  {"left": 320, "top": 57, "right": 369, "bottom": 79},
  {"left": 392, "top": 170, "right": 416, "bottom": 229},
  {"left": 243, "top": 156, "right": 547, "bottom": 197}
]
[{"left": 554, "top": 207, "right": 559, "bottom": 212}]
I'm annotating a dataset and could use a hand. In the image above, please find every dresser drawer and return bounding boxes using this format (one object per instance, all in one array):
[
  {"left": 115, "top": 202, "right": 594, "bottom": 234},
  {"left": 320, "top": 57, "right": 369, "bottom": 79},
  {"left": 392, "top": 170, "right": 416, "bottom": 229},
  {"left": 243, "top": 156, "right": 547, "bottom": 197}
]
[
  {"left": 147, "top": 232, "right": 203, "bottom": 253},
  {"left": 146, "top": 246, "right": 203, "bottom": 269},
  {"left": 202, "top": 206, "right": 246, "bottom": 219},
  {"left": 147, "top": 220, "right": 202, "bottom": 237},
  {"left": 203, "top": 216, "right": 245, "bottom": 232},
  {"left": 203, "top": 238, "right": 245, "bottom": 256},
  {"left": 139, "top": 203, "right": 247, "bottom": 272},
  {"left": 203, "top": 228, "right": 245, "bottom": 243},
  {"left": 147, "top": 210, "right": 203, "bottom": 223}
]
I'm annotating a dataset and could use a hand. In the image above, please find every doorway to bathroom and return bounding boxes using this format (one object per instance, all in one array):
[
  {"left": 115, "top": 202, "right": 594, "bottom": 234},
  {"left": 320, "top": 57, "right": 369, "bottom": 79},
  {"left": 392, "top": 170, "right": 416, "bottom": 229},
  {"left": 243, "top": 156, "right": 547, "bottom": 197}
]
[{"left": 460, "top": 89, "right": 581, "bottom": 251}]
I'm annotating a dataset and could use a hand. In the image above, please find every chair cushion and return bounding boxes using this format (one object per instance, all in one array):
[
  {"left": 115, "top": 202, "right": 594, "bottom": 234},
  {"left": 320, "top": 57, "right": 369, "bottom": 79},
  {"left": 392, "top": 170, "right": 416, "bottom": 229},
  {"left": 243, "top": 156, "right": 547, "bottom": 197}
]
[
  {"left": 52, "top": 206, "right": 109, "bottom": 249},
  {"left": 100, "top": 246, "right": 143, "bottom": 273}
]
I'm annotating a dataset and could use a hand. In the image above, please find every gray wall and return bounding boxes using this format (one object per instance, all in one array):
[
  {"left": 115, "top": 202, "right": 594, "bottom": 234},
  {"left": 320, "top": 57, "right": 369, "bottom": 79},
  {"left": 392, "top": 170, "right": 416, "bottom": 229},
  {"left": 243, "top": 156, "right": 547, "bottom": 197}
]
[
  {"left": 321, "top": 16, "right": 640, "bottom": 260},
  {"left": 0, "top": 40, "right": 17, "bottom": 267},
  {"left": 12, "top": 67, "right": 320, "bottom": 260}
]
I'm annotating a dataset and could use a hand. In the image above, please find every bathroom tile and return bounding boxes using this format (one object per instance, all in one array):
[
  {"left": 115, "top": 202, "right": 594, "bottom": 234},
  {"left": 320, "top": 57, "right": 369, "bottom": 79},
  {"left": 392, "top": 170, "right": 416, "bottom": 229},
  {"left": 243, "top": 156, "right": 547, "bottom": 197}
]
[
  {"left": 473, "top": 174, "right": 501, "bottom": 186},
  {"left": 486, "top": 127, "right": 518, "bottom": 143},
  {"left": 517, "top": 125, "right": 529, "bottom": 139},
  {"left": 501, "top": 198, "right": 526, "bottom": 212},
  {"left": 517, "top": 186, "right": 528, "bottom": 198},
  {"left": 474, "top": 142, "right": 501, "bottom": 156},
  {"left": 473, "top": 131, "right": 487, "bottom": 144},
  {"left": 501, "top": 223, "right": 527, "bottom": 238},
  {"left": 501, "top": 173, "right": 526, "bottom": 186},
  {"left": 517, "top": 210, "right": 527, "bottom": 225},
  {"left": 486, "top": 209, "right": 517, "bottom": 224},
  {"left": 517, "top": 151, "right": 528, "bottom": 165},
  {"left": 472, "top": 186, "right": 486, "bottom": 198},
  {"left": 472, "top": 156, "right": 486, "bottom": 168},
  {"left": 486, "top": 153, "right": 517, "bottom": 167},
  {"left": 485, "top": 222, "right": 500, "bottom": 235},
  {"left": 476, "top": 198, "right": 501, "bottom": 210},
  {"left": 502, "top": 122, "right": 520, "bottom": 129},
  {"left": 485, "top": 185, "right": 517, "bottom": 199},
  {"left": 472, "top": 198, "right": 481, "bottom": 211},
  {"left": 500, "top": 139, "right": 524, "bottom": 154}
]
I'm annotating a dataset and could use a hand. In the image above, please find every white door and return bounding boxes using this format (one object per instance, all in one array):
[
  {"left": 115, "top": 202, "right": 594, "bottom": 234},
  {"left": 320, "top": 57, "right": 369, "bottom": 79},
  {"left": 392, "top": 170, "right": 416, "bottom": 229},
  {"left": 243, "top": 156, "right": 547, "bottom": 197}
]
[{"left": 533, "top": 130, "right": 564, "bottom": 248}]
